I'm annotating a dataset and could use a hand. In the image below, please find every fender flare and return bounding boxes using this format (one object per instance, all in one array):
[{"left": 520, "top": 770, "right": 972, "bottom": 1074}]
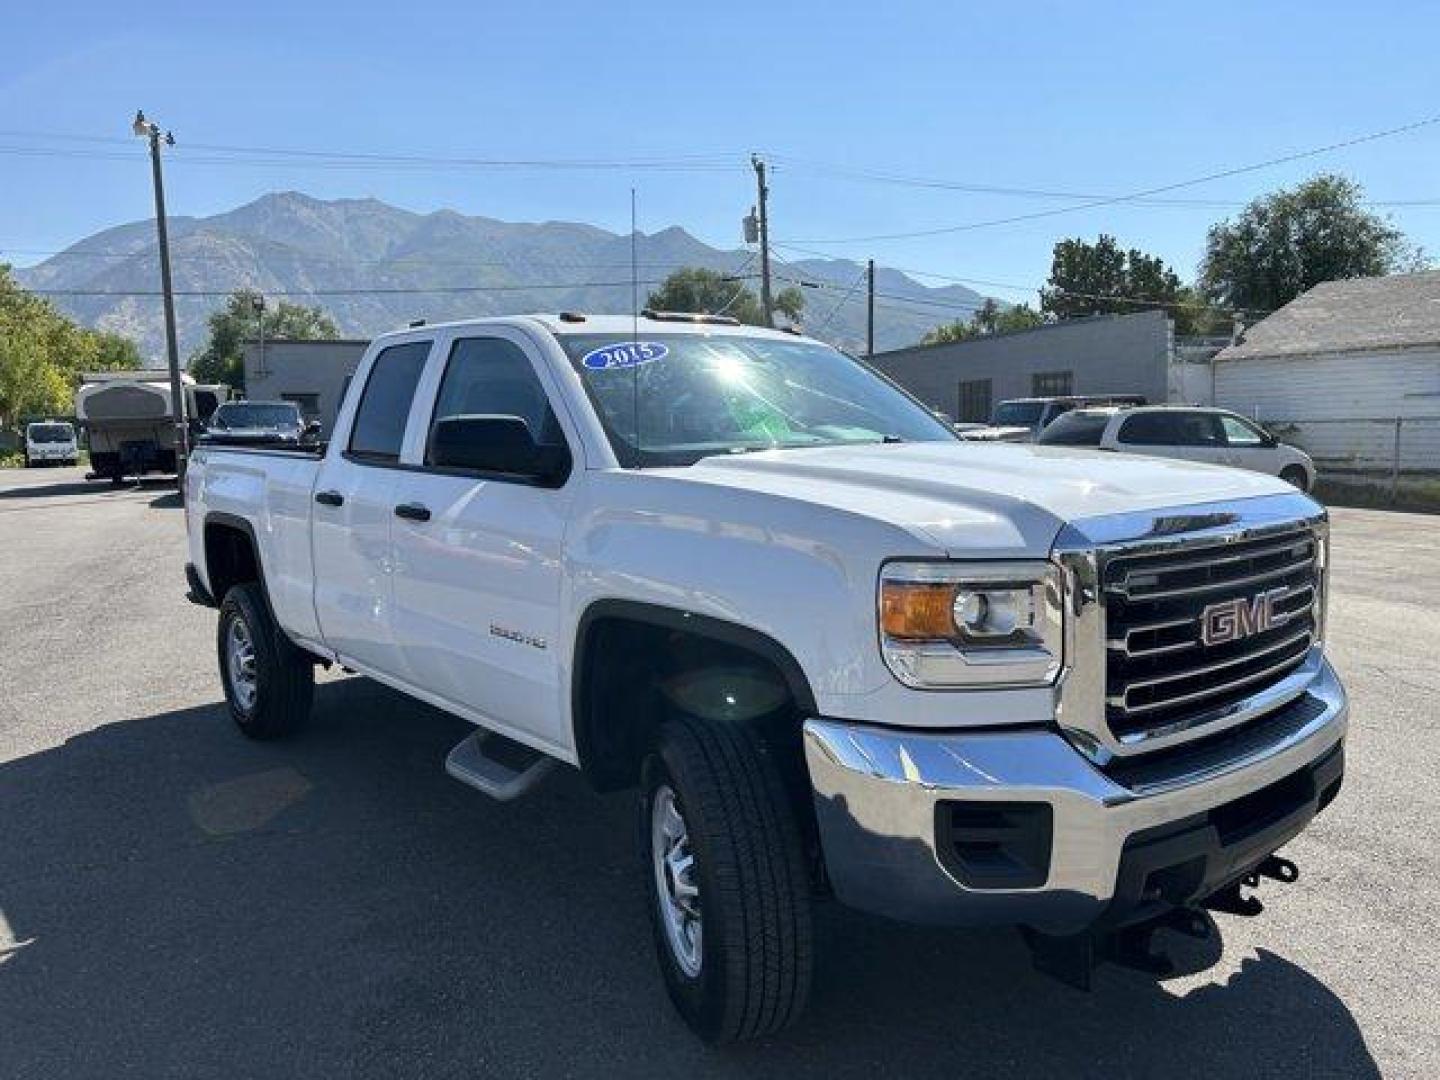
[
  {"left": 202, "top": 511, "right": 275, "bottom": 617},
  {"left": 571, "top": 600, "right": 819, "bottom": 784}
]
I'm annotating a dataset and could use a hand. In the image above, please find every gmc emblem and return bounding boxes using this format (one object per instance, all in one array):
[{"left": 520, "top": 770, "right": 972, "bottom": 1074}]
[{"left": 1200, "top": 587, "right": 1291, "bottom": 647}]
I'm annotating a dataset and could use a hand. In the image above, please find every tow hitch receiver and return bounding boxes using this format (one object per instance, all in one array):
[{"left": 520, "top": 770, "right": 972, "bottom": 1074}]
[
  {"left": 1026, "top": 855, "right": 1300, "bottom": 991},
  {"left": 1203, "top": 854, "right": 1300, "bottom": 918}
]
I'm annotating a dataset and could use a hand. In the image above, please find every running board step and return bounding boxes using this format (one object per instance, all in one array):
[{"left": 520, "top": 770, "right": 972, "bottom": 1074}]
[{"left": 445, "top": 730, "right": 555, "bottom": 801}]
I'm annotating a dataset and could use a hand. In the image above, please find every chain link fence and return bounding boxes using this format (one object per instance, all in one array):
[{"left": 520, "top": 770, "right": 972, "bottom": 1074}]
[{"left": 1266, "top": 416, "right": 1440, "bottom": 503}]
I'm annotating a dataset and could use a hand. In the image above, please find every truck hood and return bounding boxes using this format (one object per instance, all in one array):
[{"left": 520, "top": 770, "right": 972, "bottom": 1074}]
[{"left": 673, "top": 441, "right": 1297, "bottom": 556}]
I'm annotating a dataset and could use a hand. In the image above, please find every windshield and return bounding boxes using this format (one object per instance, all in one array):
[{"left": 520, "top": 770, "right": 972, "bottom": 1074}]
[
  {"left": 28, "top": 423, "right": 74, "bottom": 443},
  {"left": 212, "top": 402, "right": 301, "bottom": 430},
  {"left": 559, "top": 332, "right": 957, "bottom": 467},
  {"left": 991, "top": 401, "right": 1046, "bottom": 428}
]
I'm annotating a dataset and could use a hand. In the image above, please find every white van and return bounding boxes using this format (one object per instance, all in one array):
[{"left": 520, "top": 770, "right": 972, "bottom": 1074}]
[
  {"left": 1037, "top": 406, "right": 1317, "bottom": 490},
  {"left": 24, "top": 421, "right": 80, "bottom": 467}
]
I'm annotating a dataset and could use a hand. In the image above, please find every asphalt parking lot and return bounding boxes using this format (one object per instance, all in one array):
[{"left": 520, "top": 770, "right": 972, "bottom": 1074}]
[{"left": 0, "top": 465, "right": 1435, "bottom": 1078}]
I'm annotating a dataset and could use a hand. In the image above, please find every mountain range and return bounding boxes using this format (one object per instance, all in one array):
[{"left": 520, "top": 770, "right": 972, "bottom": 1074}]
[{"left": 16, "top": 192, "right": 986, "bottom": 359}]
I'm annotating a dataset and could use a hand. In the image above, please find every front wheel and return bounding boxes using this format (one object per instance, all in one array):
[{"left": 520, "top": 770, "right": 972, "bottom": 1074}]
[
  {"left": 218, "top": 582, "right": 313, "bottom": 739},
  {"left": 640, "top": 716, "right": 813, "bottom": 1043}
]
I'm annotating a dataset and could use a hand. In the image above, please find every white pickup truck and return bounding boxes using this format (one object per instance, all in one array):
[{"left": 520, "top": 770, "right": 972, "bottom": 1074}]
[{"left": 184, "top": 313, "right": 1347, "bottom": 1042}]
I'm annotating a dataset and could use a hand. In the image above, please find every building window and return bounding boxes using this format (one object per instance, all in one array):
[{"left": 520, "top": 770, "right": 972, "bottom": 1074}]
[
  {"left": 957, "top": 379, "right": 992, "bottom": 424},
  {"left": 1032, "top": 371, "right": 1074, "bottom": 397},
  {"left": 281, "top": 393, "right": 321, "bottom": 419}
]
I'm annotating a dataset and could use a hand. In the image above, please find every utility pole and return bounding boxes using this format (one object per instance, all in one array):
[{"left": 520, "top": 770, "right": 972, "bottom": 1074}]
[
  {"left": 252, "top": 294, "right": 267, "bottom": 380},
  {"left": 133, "top": 110, "right": 187, "bottom": 474},
  {"left": 751, "top": 154, "right": 773, "bottom": 327},
  {"left": 866, "top": 259, "right": 875, "bottom": 357}
]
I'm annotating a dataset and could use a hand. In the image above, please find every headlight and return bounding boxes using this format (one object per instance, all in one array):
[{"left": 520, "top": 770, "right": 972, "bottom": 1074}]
[{"left": 879, "top": 561, "right": 1064, "bottom": 688}]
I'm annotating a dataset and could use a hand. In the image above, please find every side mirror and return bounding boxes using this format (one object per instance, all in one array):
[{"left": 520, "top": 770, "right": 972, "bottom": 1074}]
[{"left": 430, "top": 415, "right": 568, "bottom": 483}]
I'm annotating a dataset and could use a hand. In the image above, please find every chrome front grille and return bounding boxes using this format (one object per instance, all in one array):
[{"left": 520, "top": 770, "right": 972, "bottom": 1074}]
[{"left": 1101, "top": 526, "right": 1320, "bottom": 741}]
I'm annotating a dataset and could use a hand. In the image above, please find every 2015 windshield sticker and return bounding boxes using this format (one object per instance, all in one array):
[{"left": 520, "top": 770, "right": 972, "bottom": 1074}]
[{"left": 580, "top": 341, "right": 669, "bottom": 370}]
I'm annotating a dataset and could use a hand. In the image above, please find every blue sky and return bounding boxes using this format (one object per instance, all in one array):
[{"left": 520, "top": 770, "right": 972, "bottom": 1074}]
[{"left": 5, "top": 0, "right": 1440, "bottom": 308}]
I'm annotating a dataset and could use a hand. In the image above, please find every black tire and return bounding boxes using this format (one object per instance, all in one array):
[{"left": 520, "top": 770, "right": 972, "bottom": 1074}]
[
  {"left": 640, "top": 715, "right": 813, "bottom": 1043},
  {"left": 217, "top": 582, "right": 313, "bottom": 739},
  {"left": 109, "top": 473, "right": 124, "bottom": 487},
  {"left": 1280, "top": 465, "right": 1309, "bottom": 491}
]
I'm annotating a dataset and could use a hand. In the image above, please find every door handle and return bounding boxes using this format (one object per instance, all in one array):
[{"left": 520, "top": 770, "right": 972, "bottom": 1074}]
[
  {"left": 315, "top": 489, "right": 344, "bottom": 507},
  {"left": 394, "top": 502, "right": 432, "bottom": 522}
]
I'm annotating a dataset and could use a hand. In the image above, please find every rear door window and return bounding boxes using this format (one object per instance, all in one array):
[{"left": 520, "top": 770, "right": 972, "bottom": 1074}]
[
  {"left": 1118, "top": 411, "right": 1222, "bottom": 447},
  {"left": 1037, "top": 412, "right": 1110, "bottom": 446},
  {"left": 347, "top": 341, "right": 431, "bottom": 462}
]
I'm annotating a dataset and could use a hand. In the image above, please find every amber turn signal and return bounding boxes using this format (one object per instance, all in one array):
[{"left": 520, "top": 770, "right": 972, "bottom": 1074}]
[{"left": 879, "top": 581, "right": 957, "bottom": 640}]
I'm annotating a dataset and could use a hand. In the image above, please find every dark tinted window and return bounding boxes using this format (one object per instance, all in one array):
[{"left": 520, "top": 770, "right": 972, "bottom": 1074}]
[
  {"left": 426, "top": 337, "right": 564, "bottom": 463},
  {"left": 1037, "top": 412, "right": 1111, "bottom": 446},
  {"left": 957, "top": 379, "right": 992, "bottom": 423},
  {"left": 992, "top": 401, "right": 1045, "bottom": 427},
  {"left": 348, "top": 341, "right": 431, "bottom": 461},
  {"left": 1118, "top": 411, "right": 1222, "bottom": 447},
  {"left": 1032, "top": 371, "right": 1073, "bottom": 396}
]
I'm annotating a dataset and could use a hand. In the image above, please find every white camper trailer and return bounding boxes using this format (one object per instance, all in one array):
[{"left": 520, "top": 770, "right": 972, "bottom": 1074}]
[{"left": 75, "top": 370, "right": 228, "bottom": 484}]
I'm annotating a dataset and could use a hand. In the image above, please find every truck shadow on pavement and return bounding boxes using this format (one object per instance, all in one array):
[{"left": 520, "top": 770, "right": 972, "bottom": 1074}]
[{"left": 0, "top": 678, "right": 1380, "bottom": 1079}]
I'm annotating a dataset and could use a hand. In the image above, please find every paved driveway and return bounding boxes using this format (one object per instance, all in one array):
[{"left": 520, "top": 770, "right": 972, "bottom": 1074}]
[{"left": 0, "top": 467, "right": 1433, "bottom": 1077}]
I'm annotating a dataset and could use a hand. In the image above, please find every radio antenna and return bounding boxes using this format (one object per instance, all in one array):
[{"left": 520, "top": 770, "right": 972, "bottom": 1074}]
[{"left": 630, "top": 187, "right": 640, "bottom": 454}]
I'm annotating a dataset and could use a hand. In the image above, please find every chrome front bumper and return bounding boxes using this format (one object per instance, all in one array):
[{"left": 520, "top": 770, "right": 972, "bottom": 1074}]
[{"left": 803, "top": 656, "right": 1347, "bottom": 933}]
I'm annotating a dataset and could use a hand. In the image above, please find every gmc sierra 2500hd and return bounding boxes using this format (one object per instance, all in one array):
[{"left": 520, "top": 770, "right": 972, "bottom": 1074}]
[{"left": 183, "top": 313, "right": 1347, "bottom": 1042}]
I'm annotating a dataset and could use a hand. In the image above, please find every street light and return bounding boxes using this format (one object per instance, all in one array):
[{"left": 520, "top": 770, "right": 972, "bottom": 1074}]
[{"left": 133, "top": 109, "right": 186, "bottom": 476}]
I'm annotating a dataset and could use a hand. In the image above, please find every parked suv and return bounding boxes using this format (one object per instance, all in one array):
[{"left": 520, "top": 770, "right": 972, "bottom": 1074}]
[
  {"left": 961, "top": 395, "right": 1147, "bottom": 443},
  {"left": 202, "top": 400, "right": 320, "bottom": 446},
  {"left": 1037, "top": 405, "right": 1316, "bottom": 490}
]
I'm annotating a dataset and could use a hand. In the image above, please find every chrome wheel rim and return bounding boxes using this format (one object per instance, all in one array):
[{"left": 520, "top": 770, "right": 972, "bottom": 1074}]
[
  {"left": 225, "top": 616, "right": 258, "bottom": 712},
  {"left": 652, "top": 785, "right": 702, "bottom": 977}
]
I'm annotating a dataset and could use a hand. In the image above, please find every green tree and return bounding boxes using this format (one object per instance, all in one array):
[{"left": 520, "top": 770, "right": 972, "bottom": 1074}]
[
  {"left": 645, "top": 267, "right": 804, "bottom": 327},
  {"left": 923, "top": 299, "right": 1043, "bottom": 344},
  {"left": 190, "top": 289, "right": 339, "bottom": 391},
  {"left": 1199, "top": 174, "right": 1425, "bottom": 315},
  {"left": 0, "top": 265, "right": 140, "bottom": 429},
  {"left": 1040, "top": 234, "right": 1202, "bottom": 330}
]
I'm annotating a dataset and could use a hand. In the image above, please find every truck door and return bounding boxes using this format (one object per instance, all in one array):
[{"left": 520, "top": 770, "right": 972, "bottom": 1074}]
[
  {"left": 311, "top": 338, "right": 432, "bottom": 675},
  {"left": 387, "top": 330, "right": 577, "bottom": 748}
]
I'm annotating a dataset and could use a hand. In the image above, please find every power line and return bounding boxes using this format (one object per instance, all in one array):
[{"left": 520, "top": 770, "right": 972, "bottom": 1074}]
[
  {"left": 809, "top": 267, "right": 870, "bottom": 335},
  {"left": 26, "top": 275, "right": 757, "bottom": 299},
  {"left": 0, "top": 135, "right": 745, "bottom": 173},
  {"left": 0, "top": 244, "right": 750, "bottom": 273},
  {"left": 782, "top": 113, "right": 1440, "bottom": 244},
  {"left": 774, "top": 241, "right": 1275, "bottom": 316},
  {"left": 766, "top": 154, "right": 1440, "bottom": 210}
]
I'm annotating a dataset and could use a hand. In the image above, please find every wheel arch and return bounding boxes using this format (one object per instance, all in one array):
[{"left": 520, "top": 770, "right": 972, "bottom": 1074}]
[
  {"left": 202, "top": 512, "right": 270, "bottom": 612},
  {"left": 571, "top": 600, "right": 818, "bottom": 794}
]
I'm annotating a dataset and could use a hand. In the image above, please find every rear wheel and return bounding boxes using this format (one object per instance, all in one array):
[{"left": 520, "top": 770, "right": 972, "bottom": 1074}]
[
  {"left": 218, "top": 582, "right": 313, "bottom": 739},
  {"left": 639, "top": 715, "right": 813, "bottom": 1043},
  {"left": 1280, "top": 465, "right": 1309, "bottom": 491}
]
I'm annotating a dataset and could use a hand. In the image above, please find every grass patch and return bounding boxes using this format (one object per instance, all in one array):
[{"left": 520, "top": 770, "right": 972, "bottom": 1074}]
[{"left": 1315, "top": 476, "right": 1440, "bottom": 515}]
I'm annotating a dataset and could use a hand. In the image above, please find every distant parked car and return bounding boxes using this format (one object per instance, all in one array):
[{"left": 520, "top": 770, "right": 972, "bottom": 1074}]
[
  {"left": 1036, "top": 405, "right": 1317, "bottom": 490},
  {"left": 202, "top": 400, "right": 320, "bottom": 447},
  {"left": 960, "top": 394, "right": 1148, "bottom": 443},
  {"left": 23, "top": 420, "right": 79, "bottom": 466}
]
